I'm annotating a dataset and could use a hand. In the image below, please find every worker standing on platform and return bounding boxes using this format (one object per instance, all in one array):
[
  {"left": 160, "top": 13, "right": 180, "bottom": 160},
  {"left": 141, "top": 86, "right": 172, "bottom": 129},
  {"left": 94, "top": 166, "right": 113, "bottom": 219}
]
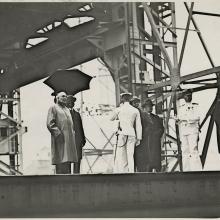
[
  {"left": 177, "top": 89, "right": 202, "bottom": 171},
  {"left": 110, "top": 93, "right": 142, "bottom": 173},
  {"left": 47, "top": 92, "right": 78, "bottom": 174},
  {"left": 66, "top": 95, "right": 86, "bottom": 174}
]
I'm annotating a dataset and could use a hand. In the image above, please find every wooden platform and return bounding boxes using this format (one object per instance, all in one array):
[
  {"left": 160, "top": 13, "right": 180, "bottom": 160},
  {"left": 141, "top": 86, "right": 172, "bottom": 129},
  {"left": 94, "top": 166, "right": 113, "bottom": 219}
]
[{"left": 0, "top": 171, "right": 219, "bottom": 217}]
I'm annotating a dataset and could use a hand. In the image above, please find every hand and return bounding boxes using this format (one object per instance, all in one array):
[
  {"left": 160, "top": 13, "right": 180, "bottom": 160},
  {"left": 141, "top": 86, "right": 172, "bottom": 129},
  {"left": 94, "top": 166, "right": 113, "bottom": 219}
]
[
  {"left": 136, "top": 139, "right": 141, "bottom": 146},
  {"left": 54, "top": 130, "right": 61, "bottom": 138},
  {"left": 173, "top": 116, "right": 180, "bottom": 122}
]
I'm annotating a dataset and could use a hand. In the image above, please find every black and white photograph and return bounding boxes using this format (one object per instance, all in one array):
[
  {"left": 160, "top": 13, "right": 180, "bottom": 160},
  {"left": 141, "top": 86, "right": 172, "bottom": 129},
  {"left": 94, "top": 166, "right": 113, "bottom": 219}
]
[{"left": 0, "top": 0, "right": 220, "bottom": 217}]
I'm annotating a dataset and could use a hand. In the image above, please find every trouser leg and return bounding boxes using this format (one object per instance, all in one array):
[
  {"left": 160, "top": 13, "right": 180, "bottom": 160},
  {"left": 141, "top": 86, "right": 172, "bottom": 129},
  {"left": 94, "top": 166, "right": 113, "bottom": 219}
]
[
  {"left": 113, "top": 135, "right": 128, "bottom": 173},
  {"left": 180, "top": 134, "right": 190, "bottom": 171},
  {"left": 126, "top": 136, "right": 136, "bottom": 173},
  {"left": 73, "top": 161, "right": 81, "bottom": 174},
  {"left": 188, "top": 133, "right": 202, "bottom": 171},
  {"left": 56, "top": 162, "right": 71, "bottom": 174}
]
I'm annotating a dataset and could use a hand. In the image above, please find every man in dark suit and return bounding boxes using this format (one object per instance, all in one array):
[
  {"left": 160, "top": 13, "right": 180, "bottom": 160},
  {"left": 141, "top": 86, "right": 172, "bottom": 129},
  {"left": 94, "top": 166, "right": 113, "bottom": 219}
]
[
  {"left": 66, "top": 95, "right": 86, "bottom": 174},
  {"left": 135, "top": 99, "right": 164, "bottom": 172}
]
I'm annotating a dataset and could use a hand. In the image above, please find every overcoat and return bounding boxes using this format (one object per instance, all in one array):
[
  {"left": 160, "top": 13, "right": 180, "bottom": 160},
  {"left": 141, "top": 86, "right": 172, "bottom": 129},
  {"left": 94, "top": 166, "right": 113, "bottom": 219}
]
[
  {"left": 135, "top": 112, "right": 164, "bottom": 172},
  {"left": 47, "top": 104, "right": 78, "bottom": 164},
  {"left": 70, "top": 109, "right": 86, "bottom": 160}
]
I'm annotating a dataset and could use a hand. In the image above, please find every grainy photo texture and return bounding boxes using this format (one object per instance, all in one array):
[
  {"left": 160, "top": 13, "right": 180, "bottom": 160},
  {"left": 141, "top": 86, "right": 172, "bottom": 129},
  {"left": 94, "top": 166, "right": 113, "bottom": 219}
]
[{"left": 0, "top": 0, "right": 220, "bottom": 218}]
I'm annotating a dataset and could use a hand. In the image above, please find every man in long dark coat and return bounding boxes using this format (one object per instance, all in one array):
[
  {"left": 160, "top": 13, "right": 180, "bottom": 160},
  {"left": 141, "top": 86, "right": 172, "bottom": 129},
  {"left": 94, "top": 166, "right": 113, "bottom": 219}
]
[
  {"left": 47, "top": 92, "right": 78, "bottom": 174},
  {"left": 67, "top": 95, "right": 86, "bottom": 173},
  {"left": 135, "top": 100, "right": 164, "bottom": 172}
]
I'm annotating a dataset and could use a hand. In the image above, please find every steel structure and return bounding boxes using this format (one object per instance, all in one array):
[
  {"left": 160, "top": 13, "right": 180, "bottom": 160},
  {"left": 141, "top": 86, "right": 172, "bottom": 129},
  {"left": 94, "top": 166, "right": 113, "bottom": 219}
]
[
  {"left": 0, "top": 172, "right": 220, "bottom": 217},
  {"left": 0, "top": 2, "right": 220, "bottom": 173},
  {"left": 0, "top": 1, "right": 220, "bottom": 218},
  {"left": 99, "top": 2, "right": 220, "bottom": 172}
]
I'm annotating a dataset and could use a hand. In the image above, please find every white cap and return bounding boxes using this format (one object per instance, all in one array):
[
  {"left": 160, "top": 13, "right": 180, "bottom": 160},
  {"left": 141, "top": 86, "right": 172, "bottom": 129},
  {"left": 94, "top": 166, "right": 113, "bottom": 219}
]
[{"left": 56, "top": 91, "right": 67, "bottom": 98}]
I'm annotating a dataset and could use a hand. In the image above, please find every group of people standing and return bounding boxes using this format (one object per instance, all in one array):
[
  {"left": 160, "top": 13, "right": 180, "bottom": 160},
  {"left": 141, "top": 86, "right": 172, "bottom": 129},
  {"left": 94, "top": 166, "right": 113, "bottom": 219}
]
[
  {"left": 47, "top": 92, "right": 86, "bottom": 174},
  {"left": 46, "top": 89, "right": 202, "bottom": 174},
  {"left": 111, "top": 90, "right": 202, "bottom": 173},
  {"left": 110, "top": 93, "right": 164, "bottom": 173}
]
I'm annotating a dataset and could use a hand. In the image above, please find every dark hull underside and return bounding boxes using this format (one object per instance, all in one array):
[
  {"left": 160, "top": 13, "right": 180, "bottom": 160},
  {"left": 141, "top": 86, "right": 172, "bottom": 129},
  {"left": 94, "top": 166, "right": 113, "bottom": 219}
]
[{"left": 0, "top": 171, "right": 220, "bottom": 217}]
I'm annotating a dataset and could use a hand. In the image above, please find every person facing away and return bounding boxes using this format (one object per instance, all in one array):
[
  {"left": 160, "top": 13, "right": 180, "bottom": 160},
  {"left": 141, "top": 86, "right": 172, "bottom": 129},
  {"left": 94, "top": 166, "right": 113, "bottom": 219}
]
[
  {"left": 135, "top": 99, "right": 164, "bottom": 172},
  {"left": 110, "top": 92, "right": 142, "bottom": 173},
  {"left": 66, "top": 95, "right": 86, "bottom": 174},
  {"left": 47, "top": 91, "right": 78, "bottom": 174},
  {"left": 177, "top": 89, "right": 202, "bottom": 171},
  {"left": 130, "top": 96, "right": 141, "bottom": 110}
]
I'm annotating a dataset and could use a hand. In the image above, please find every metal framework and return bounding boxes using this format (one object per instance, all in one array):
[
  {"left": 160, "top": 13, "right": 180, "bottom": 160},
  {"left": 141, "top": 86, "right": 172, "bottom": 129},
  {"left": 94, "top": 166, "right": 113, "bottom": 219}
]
[
  {"left": 0, "top": 2, "right": 220, "bottom": 173},
  {"left": 99, "top": 2, "right": 220, "bottom": 172},
  {"left": 0, "top": 90, "right": 26, "bottom": 174}
]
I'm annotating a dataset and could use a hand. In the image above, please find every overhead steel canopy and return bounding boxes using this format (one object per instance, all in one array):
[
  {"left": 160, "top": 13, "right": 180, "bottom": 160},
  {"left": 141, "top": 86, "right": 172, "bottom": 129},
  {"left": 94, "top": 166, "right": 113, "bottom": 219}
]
[
  {"left": 0, "top": 2, "right": 111, "bottom": 48},
  {"left": 0, "top": 2, "right": 113, "bottom": 93}
]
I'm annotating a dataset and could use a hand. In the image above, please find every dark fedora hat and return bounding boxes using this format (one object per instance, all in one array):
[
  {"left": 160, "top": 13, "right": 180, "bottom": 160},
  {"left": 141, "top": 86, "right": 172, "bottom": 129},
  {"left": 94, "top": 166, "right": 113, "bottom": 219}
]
[
  {"left": 130, "top": 96, "right": 141, "bottom": 103},
  {"left": 67, "top": 95, "right": 76, "bottom": 102},
  {"left": 142, "top": 99, "right": 154, "bottom": 108}
]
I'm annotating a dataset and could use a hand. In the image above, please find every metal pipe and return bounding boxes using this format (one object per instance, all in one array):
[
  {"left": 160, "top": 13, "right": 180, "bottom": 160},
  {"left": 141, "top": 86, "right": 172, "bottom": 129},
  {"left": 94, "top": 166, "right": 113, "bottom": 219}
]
[{"left": 193, "top": 10, "right": 220, "bottom": 17}]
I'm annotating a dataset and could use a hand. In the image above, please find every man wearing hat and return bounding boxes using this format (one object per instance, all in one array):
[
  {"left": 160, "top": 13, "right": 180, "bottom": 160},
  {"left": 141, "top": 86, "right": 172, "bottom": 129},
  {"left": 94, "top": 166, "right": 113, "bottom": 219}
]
[
  {"left": 66, "top": 95, "right": 86, "bottom": 174},
  {"left": 135, "top": 99, "right": 164, "bottom": 172},
  {"left": 177, "top": 89, "right": 202, "bottom": 171},
  {"left": 47, "top": 91, "right": 78, "bottom": 174},
  {"left": 110, "top": 92, "right": 142, "bottom": 173},
  {"left": 130, "top": 96, "right": 141, "bottom": 109}
]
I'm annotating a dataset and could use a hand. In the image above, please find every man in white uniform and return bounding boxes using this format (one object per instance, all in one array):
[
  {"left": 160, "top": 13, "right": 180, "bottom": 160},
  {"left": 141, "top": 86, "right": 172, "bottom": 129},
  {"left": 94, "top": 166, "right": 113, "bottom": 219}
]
[
  {"left": 110, "top": 93, "right": 142, "bottom": 173},
  {"left": 177, "top": 90, "right": 202, "bottom": 171}
]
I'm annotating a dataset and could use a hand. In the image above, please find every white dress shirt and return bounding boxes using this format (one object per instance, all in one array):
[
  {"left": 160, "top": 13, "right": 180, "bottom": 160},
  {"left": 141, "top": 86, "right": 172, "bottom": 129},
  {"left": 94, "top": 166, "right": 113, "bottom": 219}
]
[{"left": 110, "top": 102, "right": 142, "bottom": 140}]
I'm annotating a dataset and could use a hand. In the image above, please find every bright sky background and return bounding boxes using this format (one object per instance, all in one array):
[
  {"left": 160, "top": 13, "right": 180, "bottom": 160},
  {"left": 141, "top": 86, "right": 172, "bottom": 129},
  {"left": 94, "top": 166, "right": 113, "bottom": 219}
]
[{"left": 19, "top": 1, "right": 220, "bottom": 172}]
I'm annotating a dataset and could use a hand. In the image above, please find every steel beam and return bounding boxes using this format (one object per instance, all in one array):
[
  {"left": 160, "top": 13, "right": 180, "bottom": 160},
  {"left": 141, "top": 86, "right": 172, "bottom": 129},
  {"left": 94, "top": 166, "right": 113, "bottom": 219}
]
[
  {"left": 132, "top": 38, "right": 177, "bottom": 48},
  {"left": 201, "top": 116, "right": 215, "bottom": 167},
  {"left": 0, "top": 127, "right": 26, "bottom": 146},
  {"left": 132, "top": 51, "right": 170, "bottom": 76},
  {"left": 0, "top": 111, "right": 22, "bottom": 127},
  {"left": 147, "top": 66, "right": 220, "bottom": 90},
  {"left": 192, "top": 10, "right": 220, "bottom": 17},
  {"left": 178, "top": 3, "right": 194, "bottom": 69},
  {"left": 185, "top": 3, "right": 215, "bottom": 68},
  {"left": 0, "top": 173, "right": 220, "bottom": 217},
  {"left": 156, "top": 25, "right": 199, "bottom": 32},
  {"left": 0, "top": 3, "right": 112, "bottom": 49},
  {"left": 142, "top": 3, "right": 173, "bottom": 72},
  {"left": 147, "top": 5, "right": 177, "bottom": 38},
  {"left": 0, "top": 40, "right": 98, "bottom": 93}
]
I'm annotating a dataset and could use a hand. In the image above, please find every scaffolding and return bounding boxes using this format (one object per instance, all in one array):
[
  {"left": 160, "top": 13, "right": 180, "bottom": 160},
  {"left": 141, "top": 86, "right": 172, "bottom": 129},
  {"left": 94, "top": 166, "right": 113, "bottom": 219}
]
[
  {"left": 0, "top": 90, "right": 27, "bottom": 174},
  {"left": 99, "top": 2, "right": 220, "bottom": 172},
  {"left": 0, "top": 2, "right": 220, "bottom": 174}
]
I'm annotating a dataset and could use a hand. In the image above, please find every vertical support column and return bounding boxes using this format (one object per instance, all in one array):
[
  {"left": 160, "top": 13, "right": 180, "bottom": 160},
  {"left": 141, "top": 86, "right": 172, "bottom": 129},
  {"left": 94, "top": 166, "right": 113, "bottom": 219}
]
[
  {"left": 125, "top": 2, "right": 133, "bottom": 94},
  {"left": 170, "top": 2, "right": 182, "bottom": 171},
  {"left": 8, "top": 92, "right": 16, "bottom": 172},
  {"left": 115, "top": 65, "right": 121, "bottom": 106},
  {"left": 150, "top": 2, "right": 163, "bottom": 114},
  {"left": 16, "top": 90, "right": 23, "bottom": 172},
  {"left": 137, "top": 3, "right": 147, "bottom": 102},
  {"left": 130, "top": 3, "right": 142, "bottom": 96}
]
